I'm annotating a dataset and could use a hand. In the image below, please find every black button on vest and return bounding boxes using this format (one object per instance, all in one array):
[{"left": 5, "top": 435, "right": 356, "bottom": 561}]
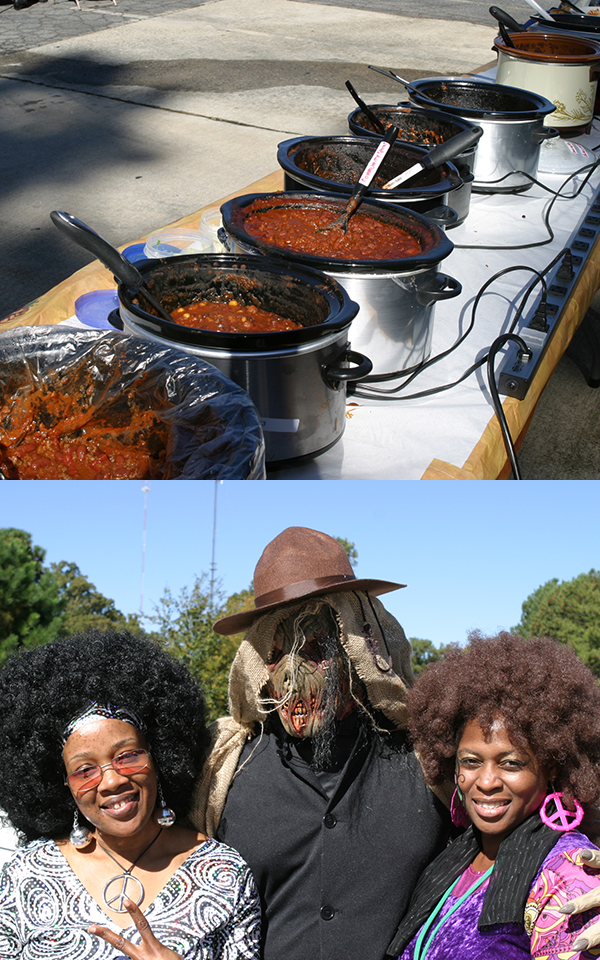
[
  {"left": 320, "top": 905, "right": 335, "bottom": 921},
  {"left": 323, "top": 813, "right": 337, "bottom": 828}
]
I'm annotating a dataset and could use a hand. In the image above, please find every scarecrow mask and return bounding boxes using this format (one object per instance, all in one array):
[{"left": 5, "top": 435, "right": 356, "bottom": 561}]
[{"left": 265, "top": 603, "right": 357, "bottom": 739}]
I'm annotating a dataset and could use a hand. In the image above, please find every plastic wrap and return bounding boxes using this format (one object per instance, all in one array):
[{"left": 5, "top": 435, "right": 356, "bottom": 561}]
[{"left": 0, "top": 326, "right": 265, "bottom": 480}]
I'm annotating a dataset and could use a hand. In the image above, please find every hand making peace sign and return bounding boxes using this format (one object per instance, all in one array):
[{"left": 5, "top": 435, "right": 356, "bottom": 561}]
[{"left": 89, "top": 898, "right": 183, "bottom": 960}]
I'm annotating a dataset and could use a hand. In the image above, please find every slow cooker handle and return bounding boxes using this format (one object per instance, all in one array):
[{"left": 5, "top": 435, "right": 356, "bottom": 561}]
[
  {"left": 324, "top": 348, "right": 373, "bottom": 384},
  {"left": 531, "top": 127, "right": 560, "bottom": 144},
  {"left": 415, "top": 273, "right": 462, "bottom": 306},
  {"left": 422, "top": 205, "right": 459, "bottom": 230}
]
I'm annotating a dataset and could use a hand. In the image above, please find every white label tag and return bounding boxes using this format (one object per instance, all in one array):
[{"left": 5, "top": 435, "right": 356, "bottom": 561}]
[
  {"left": 261, "top": 418, "right": 300, "bottom": 433},
  {"left": 359, "top": 141, "right": 392, "bottom": 186}
]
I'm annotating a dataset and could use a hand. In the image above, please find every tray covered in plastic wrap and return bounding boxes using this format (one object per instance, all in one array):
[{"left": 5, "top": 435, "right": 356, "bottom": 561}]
[{"left": 0, "top": 326, "right": 265, "bottom": 479}]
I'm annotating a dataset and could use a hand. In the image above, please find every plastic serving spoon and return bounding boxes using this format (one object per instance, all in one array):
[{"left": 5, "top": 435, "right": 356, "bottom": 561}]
[
  {"left": 318, "top": 124, "right": 400, "bottom": 233},
  {"left": 382, "top": 126, "right": 483, "bottom": 190},
  {"left": 345, "top": 80, "right": 387, "bottom": 135},
  {"left": 50, "top": 211, "right": 174, "bottom": 322},
  {"left": 489, "top": 6, "right": 527, "bottom": 31}
]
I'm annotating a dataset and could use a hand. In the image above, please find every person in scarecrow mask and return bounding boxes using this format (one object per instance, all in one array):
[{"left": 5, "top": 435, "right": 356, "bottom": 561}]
[{"left": 190, "top": 527, "right": 452, "bottom": 960}]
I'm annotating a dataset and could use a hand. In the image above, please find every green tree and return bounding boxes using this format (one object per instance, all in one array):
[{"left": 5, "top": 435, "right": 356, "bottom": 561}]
[
  {"left": 514, "top": 570, "right": 600, "bottom": 675},
  {"left": 335, "top": 537, "right": 358, "bottom": 568},
  {"left": 410, "top": 637, "right": 447, "bottom": 676},
  {"left": 0, "top": 528, "right": 63, "bottom": 665},
  {"left": 150, "top": 576, "right": 254, "bottom": 721},
  {"left": 51, "top": 561, "right": 143, "bottom": 637}
]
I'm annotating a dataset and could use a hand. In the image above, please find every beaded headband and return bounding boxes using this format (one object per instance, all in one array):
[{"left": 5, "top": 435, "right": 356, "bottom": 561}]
[{"left": 61, "top": 702, "right": 146, "bottom": 746}]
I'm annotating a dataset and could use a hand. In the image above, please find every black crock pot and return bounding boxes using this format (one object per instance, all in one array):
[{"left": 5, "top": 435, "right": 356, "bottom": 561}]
[
  {"left": 276, "top": 135, "right": 463, "bottom": 221},
  {"left": 347, "top": 104, "right": 481, "bottom": 224},
  {"left": 117, "top": 253, "right": 369, "bottom": 465},
  {"left": 219, "top": 193, "right": 461, "bottom": 378}
]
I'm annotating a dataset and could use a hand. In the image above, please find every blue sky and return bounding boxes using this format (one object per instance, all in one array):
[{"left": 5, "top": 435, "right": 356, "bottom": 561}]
[{"left": 1, "top": 481, "right": 597, "bottom": 647}]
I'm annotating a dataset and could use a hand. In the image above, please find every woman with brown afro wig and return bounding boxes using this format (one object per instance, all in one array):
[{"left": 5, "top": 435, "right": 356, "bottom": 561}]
[{"left": 386, "top": 632, "right": 600, "bottom": 960}]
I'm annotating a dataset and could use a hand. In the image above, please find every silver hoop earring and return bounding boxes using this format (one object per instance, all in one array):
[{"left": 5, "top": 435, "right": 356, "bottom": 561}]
[
  {"left": 156, "top": 781, "right": 176, "bottom": 827},
  {"left": 69, "top": 809, "right": 92, "bottom": 848}
]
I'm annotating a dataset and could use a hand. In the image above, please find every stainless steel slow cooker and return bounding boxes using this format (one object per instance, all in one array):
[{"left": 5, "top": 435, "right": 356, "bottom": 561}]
[
  {"left": 276, "top": 135, "right": 463, "bottom": 221},
  {"left": 219, "top": 193, "right": 462, "bottom": 378},
  {"left": 116, "top": 253, "right": 368, "bottom": 465},
  {"left": 347, "top": 103, "right": 481, "bottom": 225},
  {"left": 405, "top": 78, "right": 557, "bottom": 193}
]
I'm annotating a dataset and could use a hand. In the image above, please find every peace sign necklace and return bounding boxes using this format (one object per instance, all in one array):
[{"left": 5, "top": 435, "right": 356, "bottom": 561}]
[{"left": 97, "top": 827, "right": 162, "bottom": 913}]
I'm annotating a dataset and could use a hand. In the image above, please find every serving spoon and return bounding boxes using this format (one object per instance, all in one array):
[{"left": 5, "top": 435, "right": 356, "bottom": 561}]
[
  {"left": 489, "top": 6, "right": 527, "bottom": 31},
  {"left": 318, "top": 124, "right": 399, "bottom": 233},
  {"left": 50, "top": 211, "right": 174, "bottom": 323},
  {"left": 560, "top": 0, "right": 588, "bottom": 13},
  {"left": 367, "top": 65, "right": 421, "bottom": 96},
  {"left": 522, "top": 0, "right": 556, "bottom": 20},
  {"left": 345, "top": 80, "right": 387, "bottom": 135}
]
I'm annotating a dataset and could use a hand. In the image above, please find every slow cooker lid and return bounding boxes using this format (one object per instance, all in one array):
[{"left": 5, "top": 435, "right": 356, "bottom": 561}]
[{"left": 408, "top": 77, "right": 556, "bottom": 119}]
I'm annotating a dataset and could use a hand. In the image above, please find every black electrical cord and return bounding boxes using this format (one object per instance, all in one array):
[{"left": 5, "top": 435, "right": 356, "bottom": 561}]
[
  {"left": 353, "top": 157, "right": 597, "bottom": 390},
  {"left": 453, "top": 155, "right": 600, "bottom": 252},
  {"left": 486, "top": 334, "right": 533, "bottom": 480},
  {"left": 353, "top": 260, "right": 557, "bottom": 397}
]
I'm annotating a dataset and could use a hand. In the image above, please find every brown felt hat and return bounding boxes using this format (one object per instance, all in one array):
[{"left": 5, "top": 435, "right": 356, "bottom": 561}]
[{"left": 213, "top": 526, "right": 405, "bottom": 635}]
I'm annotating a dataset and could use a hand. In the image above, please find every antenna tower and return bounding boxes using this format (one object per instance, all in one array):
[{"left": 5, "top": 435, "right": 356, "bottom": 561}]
[{"left": 140, "top": 482, "right": 151, "bottom": 616}]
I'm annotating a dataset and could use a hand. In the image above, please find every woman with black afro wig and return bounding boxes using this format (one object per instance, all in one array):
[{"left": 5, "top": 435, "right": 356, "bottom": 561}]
[
  {"left": 0, "top": 630, "right": 261, "bottom": 960},
  {"left": 387, "top": 632, "right": 600, "bottom": 960}
]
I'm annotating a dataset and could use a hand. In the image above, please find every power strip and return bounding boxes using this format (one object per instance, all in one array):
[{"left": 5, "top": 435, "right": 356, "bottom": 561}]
[{"left": 497, "top": 182, "right": 600, "bottom": 400}]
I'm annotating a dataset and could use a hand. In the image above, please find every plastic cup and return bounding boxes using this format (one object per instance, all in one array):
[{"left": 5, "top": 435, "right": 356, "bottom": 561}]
[{"left": 143, "top": 230, "right": 213, "bottom": 259}]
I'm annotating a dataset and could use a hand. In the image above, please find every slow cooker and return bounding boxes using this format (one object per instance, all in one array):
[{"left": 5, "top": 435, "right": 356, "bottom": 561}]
[
  {"left": 347, "top": 103, "right": 482, "bottom": 225},
  {"left": 117, "top": 253, "right": 368, "bottom": 465},
  {"left": 219, "top": 192, "right": 462, "bottom": 377},
  {"left": 494, "top": 32, "right": 600, "bottom": 135},
  {"left": 405, "top": 77, "right": 558, "bottom": 192},
  {"left": 277, "top": 135, "right": 463, "bottom": 221}
]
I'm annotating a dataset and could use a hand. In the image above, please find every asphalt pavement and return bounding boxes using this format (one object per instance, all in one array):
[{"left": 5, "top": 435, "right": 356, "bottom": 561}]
[
  {"left": 1, "top": 0, "right": 599, "bottom": 478},
  {"left": 0, "top": 0, "right": 501, "bottom": 318}
]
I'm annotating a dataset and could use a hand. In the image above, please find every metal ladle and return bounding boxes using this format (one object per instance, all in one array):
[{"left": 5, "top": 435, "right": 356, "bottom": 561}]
[
  {"left": 560, "top": 0, "right": 588, "bottom": 14},
  {"left": 367, "top": 65, "right": 422, "bottom": 97},
  {"left": 50, "top": 211, "right": 174, "bottom": 323}
]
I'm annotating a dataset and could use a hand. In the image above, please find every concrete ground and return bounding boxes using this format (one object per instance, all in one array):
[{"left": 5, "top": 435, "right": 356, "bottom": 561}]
[{"left": 1, "top": 0, "right": 599, "bottom": 478}]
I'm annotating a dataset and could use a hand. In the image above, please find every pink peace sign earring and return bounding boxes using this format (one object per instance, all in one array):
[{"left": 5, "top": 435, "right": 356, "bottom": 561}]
[
  {"left": 450, "top": 776, "right": 470, "bottom": 828},
  {"left": 539, "top": 792, "right": 584, "bottom": 832}
]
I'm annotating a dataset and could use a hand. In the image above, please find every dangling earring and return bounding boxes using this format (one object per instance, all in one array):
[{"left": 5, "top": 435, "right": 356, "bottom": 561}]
[
  {"left": 540, "top": 789, "right": 584, "bottom": 832},
  {"left": 450, "top": 776, "right": 470, "bottom": 828},
  {"left": 69, "top": 809, "right": 92, "bottom": 848},
  {"left": 156, "top": 781, "right": 176, "bottom": 827}
]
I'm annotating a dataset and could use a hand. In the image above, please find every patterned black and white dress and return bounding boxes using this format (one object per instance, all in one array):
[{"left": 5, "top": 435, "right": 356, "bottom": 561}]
[{"left": 0, "top": 837, "right": 260, "bottom": 959}]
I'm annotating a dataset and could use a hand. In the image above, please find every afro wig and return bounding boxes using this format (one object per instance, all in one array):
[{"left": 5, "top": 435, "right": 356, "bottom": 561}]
[
  {"left": 0, "top": 630, "right": 210, "bottom": 841},
  {"left": 408, "top": 631, "right": 600, "bottom": 809}
]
